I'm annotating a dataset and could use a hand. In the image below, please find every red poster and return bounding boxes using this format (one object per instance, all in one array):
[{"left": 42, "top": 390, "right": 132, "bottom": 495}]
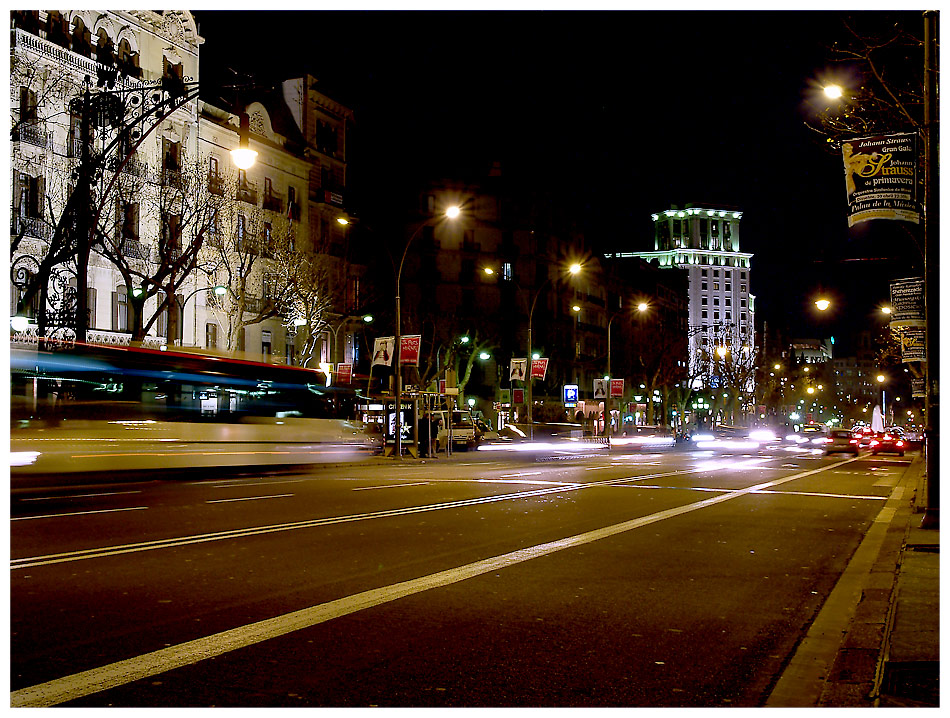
[
  {"left": 610, "top": 378, "right": 624, "bottom": 398},
  {"left": 337, "top": 363, "right": 353, "bottom": 384},
  {"left": 400, "top": 335, "right": 421, "bottom": 366},
  {"left": 530, "top": 358, "right": 548, "bottom": 380},
  {"left": 513, "top": 388, "right": 525, "bottom": 404}
]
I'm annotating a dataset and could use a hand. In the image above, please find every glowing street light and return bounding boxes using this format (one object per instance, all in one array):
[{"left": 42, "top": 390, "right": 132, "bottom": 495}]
[
  {"left": 823, "top": 84, "right": 844, "bottom": 99},
  {"left": 815, "top": 298, "right": 831, "bottom": 311}
]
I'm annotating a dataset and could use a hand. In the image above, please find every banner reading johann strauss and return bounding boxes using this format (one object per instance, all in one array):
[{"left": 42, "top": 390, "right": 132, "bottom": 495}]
[{"left": 841, "top": 133, "right": 920, "bottom": 227}]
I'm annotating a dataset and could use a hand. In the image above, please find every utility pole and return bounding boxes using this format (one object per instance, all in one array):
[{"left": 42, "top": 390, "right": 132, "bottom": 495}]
[{"left": 921, "top": 10, "right": 939, "bottom": 529}]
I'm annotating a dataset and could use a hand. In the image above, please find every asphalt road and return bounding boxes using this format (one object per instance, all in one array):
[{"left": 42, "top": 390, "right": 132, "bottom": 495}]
[{"left": 9, "top": 445, "right": 914, "bottom": 707}]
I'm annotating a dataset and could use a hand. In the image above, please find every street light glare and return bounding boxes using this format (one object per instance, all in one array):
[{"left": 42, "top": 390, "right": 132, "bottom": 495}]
[
  {"left": 213, "top": 285, "right": 227, "bottom": 296},
  {"left": 815, "top": 298, "right": 831, "bottom": 311},
  {"left": 230, "top": 147, "right": 257, "bottom": 170},
  {"left": 445, "top": 205, "right": 461, "bottom": 219},
  {"left": 824, "top": 84, "right": 844, "bottom": 99},
  {"left": 483, "top": 267, "right": 494, "bottom": 275},
  {"left": 637, "top": 302, "right": 648, "bottom": 312},
  {"left": 336, "top": 217, "right": 349, "bottom": 225},
  {"left": 569, "top": 263, "right": 582, "bottom": 275}
]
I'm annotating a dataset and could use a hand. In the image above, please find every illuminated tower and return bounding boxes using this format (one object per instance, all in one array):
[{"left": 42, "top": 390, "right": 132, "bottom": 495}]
[{"left": 615, "top": 205, "right": 754, "bottom": 387}]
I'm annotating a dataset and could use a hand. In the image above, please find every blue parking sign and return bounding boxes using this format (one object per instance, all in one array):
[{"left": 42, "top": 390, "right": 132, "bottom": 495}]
[{"left": 564, "top": 384, "right": 579, "bottom": 407}]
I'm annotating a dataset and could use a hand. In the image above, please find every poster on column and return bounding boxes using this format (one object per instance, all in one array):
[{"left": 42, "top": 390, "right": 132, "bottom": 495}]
[
  {"left": 610, "top": 378, "right": 624, "bottom": 397},
  {"left": 593, "top": 379, "right": 608, "bottom": 399},
  {"left": 400, "top": 335, "right": 421, "bottom": 366},
  {"left": 337, "top": 363, "right": 353, "bottom": 384},
  {"left": 842, "top": 133, "right": 920, "bottom": 227},
  {"left": 530, "top": 358, "right": 548, "bottom": 380},
  {"left": 510, "top": 358, "right": 527, "bottom": 381},
  {"left": 372, "top": 337, "right": 394, "bottom": 366}
]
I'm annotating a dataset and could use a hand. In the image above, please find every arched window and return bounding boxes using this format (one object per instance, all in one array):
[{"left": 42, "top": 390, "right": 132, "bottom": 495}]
[{"left": 71, "top": 17, "right": 92, "bottom": 58}]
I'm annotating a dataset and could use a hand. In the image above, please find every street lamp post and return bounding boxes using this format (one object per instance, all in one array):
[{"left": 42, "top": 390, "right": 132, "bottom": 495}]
[
  {"left": 325, "top": 314, "right": 374, "bottom": 365},
  {"left": 526, "top": 262, "right": 582, "bottom": 440},
  {"left": 604, "top": 301, "right": 649, "bottom": 439},
  {"left": 180, "top": 284, "right": 227, "bottom": 347},
  {"left": 393, "top": 206, "right": 460, "bottom": 458}
]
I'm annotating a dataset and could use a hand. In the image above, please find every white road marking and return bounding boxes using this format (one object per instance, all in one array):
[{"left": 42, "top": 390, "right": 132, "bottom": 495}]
[
  {"left": 11, "top": 506, "right": 148, "bottom": 522},
  {"left": 352, "top": 482, "right": 430, "bottom": 491},
  {"left": 21, "top": 490, "right": 143, "bottom": 501},
  {"left": 11, "top": 463, "right": 834, "bottom": 707},
  {"left": 206, "top": 494, "right": 295, "bottom": 504}
]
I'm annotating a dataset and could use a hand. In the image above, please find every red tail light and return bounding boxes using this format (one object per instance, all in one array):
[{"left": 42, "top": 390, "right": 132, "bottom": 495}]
[
  {"left": 897, "top": 440, "right": 905, "bottom": 447},
  {"left": 849, "top": 439, "right": 858, "bottom": 444},
  {"left": 870, "top": 440, "right": 880, "bottom": 447}
]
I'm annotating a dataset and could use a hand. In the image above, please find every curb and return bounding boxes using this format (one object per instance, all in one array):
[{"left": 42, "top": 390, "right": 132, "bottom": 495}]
[{"left": 815, "top": 455, "right": 933, "bottom": 707}]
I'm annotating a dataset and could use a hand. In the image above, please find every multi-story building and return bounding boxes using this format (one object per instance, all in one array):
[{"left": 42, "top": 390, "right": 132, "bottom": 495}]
[
  {"left": 10, "top": 11, "right": 361, "bottom": 369},
  {"left": 377, "top": 173, "right": 688, "bottom": 429},
  {"left": 607, "top": 204, "right": 755, "bottom": 388}
]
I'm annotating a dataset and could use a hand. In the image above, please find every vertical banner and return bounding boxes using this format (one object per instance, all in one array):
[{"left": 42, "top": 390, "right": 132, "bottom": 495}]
[
  {"left": 499, "top": 389, "right": 511, "bottom": 404},
  {"left": 400, "top": 335, "right": 422, "bottom": 366},
  {"left": 512, "top": 388, "right": 524, "bottom": 404},
  {"left": 510, "top": 358, "right": 527, "bottom": 381},
  {"left": 889, "top": 277, "right": 925, "bottom": 323},
  {"left": 842, "top": 133, "right": 920, "bottom": 227},
  {"left": 336, "top": 363, "right": 353, "bottom": 384},
  {"left": 593, "top": 379, "right": 608, "bottom": 399},
  {"left": 900, "top": 327, "right": 926, "bottom": 363},
  {"left": 610, "top": 378, "right": 624, "bottom": 398},
  {"left": 530, "top": 357, "right": 549, "bottom": 380},
  {"left": 372, "top": 337, "right": 394, "bottom": 366}
]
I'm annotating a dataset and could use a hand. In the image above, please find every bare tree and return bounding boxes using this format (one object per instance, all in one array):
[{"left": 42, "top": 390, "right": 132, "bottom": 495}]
[
  {"left": 805, "top": 15, "right": 924, "bottom": 145},
  {"left": 93, "top": 152, "right": 223, "bottom": 342}
]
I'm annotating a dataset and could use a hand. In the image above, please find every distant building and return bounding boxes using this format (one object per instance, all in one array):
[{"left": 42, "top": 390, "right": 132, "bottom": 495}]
[
  {"left": 607, "top": 204, "right": 755, "bottom": 386},
  {"left": 788, "top": 337, "right": 833, "bottom": 364}
]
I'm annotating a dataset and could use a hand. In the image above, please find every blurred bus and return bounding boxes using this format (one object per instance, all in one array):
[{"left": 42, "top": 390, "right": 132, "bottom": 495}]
[{"left": 11, "top": 342, "right": 377, "bottom": 479}]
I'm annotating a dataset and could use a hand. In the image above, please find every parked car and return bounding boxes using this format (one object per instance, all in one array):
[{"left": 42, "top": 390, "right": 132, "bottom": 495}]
[
  {"left": 432, "top": 409, "right": 477, "bottom": 451},
  {"left": 823, "top": 429, "right": 859, "bottom": 455},
  {"left": 869, "top": 431, "right": 906, "bottom": 457}
]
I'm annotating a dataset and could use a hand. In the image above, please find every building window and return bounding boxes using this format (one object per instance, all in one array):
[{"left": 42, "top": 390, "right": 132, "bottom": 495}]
[
  {"left": 713, "top": 282, "right": 719, "bottom": 291},
  {"left": 86, "top": 287, "right": 97, "bottom": 329},
  {"left": 725, "top": 283, "right": 731, "bottom": 291},
  {"left": 261, "top": 330, "right": 272, "bottom": 358},
  {"left": 113, "top": 285, "right": 128, "bottom": 332},
  {"left": 236, "top": 214, "right": 246, "bottom": 250},
  {"left": 206, "top": 323, "right": 218, "bottom": 350},
  {"left": 701, "top": 297, "right": 708, "bottom": 305},
  {"left": 502, "top": 262, "right": 513, "bottom": 281}
]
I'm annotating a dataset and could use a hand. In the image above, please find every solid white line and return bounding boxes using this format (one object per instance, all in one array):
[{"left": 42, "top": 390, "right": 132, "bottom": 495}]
[
  {"left": 206, "top": 494, "right": 295, "bottom": 504},
  {"left": 11, "top": 506, "right": 148, "bottom": 522},
  {"left": 352, "top": 482, "right": 429, "bottom": 491},
  {"left": 11, "top": 465, "right": 828, "bottom": 707},
  {"left": 22, "top": 491, "right": 143, "bottom": 501}
]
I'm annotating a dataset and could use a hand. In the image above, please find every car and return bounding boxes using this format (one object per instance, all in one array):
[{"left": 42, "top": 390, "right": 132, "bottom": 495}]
[
  {"left": 852, "top": 426, "right": 876, "bottom": 447},
  {"left": 823, "top": 429, "right": 859, "bottom": 455},
  {"left": 869, "top": 431, "right": 906, "bottom": 456}
]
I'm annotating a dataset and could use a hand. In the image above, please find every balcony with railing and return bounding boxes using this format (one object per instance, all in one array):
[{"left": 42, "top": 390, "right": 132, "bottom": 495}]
[
  {"left": 236, "top": 180, "right": 258, "bottom": 206},
  {"left": 208, "top": 174, "right": 226, "bottom": 196},
  {"left": 262, "top": 191, "right": 284, "bottom": 214},
  {"left": 13, "top": 121, "right": 49, "bottom": 149},
  {"left": 11, "top": 214, "right": 51, "bottom": 242},
  {"left": 120, "top": 239, "right": 150, "bottom": 261}
]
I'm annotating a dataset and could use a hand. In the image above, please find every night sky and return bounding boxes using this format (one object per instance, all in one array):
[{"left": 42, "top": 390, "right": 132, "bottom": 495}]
[{"left": 192, "top": 8, "right": 927, "bottom": 355}]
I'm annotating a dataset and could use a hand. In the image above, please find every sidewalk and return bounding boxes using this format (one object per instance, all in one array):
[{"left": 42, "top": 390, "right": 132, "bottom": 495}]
[{"left": 817, "top": 454, "right": 939, "bottom": 707}]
